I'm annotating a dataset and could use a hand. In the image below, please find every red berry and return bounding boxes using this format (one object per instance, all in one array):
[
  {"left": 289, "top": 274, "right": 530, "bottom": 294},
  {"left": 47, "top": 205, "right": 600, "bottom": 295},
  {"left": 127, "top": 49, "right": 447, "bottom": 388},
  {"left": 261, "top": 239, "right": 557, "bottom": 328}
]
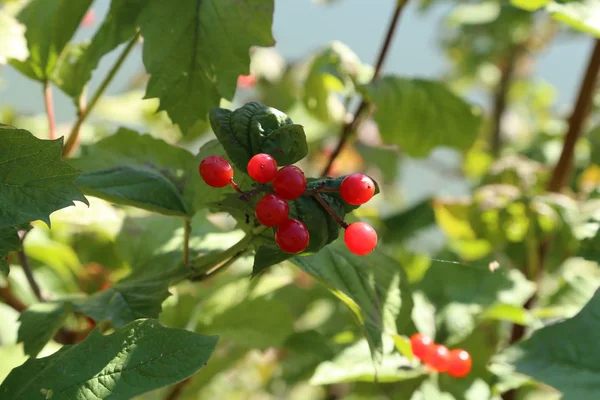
[
  {"left": 255, "top": 194, "right": 289, "bottom": 227},
  {"left": 247, "top": 153, "right": 278, "bottom": 183},
  {"left": 410, "top": 333, "right": 434, "bottom": 362},
  {"left": 344, "top": 222, "right": 377, "bottom": 256},
  {"left": 199, "top": 156, "right": 233, "bottom": 188},
  {"left": 237, "top": 74, "right": 257, "bottom": 88},
  {"left": 429, "top": 344, "right": 450, "bottom": 372},
  {"left": 275, "top": 219, "right": 309, "bottom": 254},
  {"left": 273, "top": 166, "right": 306, "bottom": 200},
  {"left": 448, "top": 349, "right": 472, "bottom": 378},
  {"left": 340, "top": 174, "right": 375, "bottom": 205}
]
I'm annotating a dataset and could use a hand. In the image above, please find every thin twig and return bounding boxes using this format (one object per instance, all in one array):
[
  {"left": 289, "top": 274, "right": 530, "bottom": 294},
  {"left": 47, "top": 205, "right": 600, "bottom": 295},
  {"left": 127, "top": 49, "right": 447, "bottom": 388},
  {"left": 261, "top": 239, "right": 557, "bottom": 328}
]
[
  {"left": 63, "top": 31, "right": 141, "bottom": 157},
  {"left": 183, "top": 218, "right": 191, "bottom": 265},
  {"left": 18, "top": 249, "right": 44, "bottom": 302},
  {"left": 43, "top": 81, "right": 56, "bottom": 140},
  {"left": 321, "top": 0, "right": 408, "bottom": 177},
  {"left": 547, "top": 38, "right": 600, "bottom": 192},
  {"left": 164, "top": 378, "right": 191, "bottom": 400},
  {"left": 190, "top": 250, "right": 249, "bottom": 282}
]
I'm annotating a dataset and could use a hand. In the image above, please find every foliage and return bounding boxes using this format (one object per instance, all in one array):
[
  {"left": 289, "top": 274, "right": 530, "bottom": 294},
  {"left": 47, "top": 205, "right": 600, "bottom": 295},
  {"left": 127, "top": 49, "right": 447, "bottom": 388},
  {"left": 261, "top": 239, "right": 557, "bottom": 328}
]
[{"left": 0, "top": 0, "right": 599, "bottom": 399}]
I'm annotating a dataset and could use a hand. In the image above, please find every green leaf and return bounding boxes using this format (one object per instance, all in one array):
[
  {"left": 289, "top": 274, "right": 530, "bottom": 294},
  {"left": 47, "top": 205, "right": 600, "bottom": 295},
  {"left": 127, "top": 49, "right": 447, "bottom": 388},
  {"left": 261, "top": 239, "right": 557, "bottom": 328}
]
[
  {"left": 303, "top": 41, "right": 362, "bottom": 123},
  {"left": 197, "top": 297, "right": 294, "bottom": 349},
  {"left": 0, "top": 225, "right": 20, "bottom": 274},
  {"left": 52, "top": 0, "right": 144, "bottom": 100},
  {"left": 0, "top": 126, "right": 88, "bottom": 228},
  {"left": 70, "top": 128, "right": 194, "bottom": 216},
  {"left": 382, "top": 198, "right": 436, "bottom": 245},
  {"left": 510, "top": 0, "right": 550, "bottom": 11},
  {"left": 310, "top": 336, "right": 423, "bottom": 384},
  {"left": 74, "top": 261, "right": 189, "bottom": 328},
  {"left": 10, "top": 0, "right": 92, "bottom": 81},
  {"left": 361, "top": 77, "right": 481, "bottom": 157},
  {"left": 17, "top": 301, "right": 71, "bottom": 357},
  {"left": 0, "top": 319, "right": 219, "bottom": 399},
  {"left": 292, "top": 243, "right": 413, "bottom": 366},
  {"left": 209, "top": 102, "right": 308, "bottom": 172},
  {"left": 547, "top": 0, "right": 600, "bottom": 38},
  {"left": 138, "top": 0, "right": 275, "bottom": 132},
  {"left": 501, "top": 291, "right": 600, "bottom": 400},
  {"left": 0, "top": 11, "right": 28, "bottom": 64}
]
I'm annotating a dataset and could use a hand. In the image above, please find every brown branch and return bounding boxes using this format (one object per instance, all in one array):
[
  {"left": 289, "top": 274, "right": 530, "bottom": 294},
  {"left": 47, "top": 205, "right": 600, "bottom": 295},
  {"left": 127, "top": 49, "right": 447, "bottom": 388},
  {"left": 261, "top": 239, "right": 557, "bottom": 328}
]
[
  {"left": 164, "top": 378, "right": 191, "bottom": 400},
  {"left": 321, "top": 0, "right": 408, "bottom": 177},
  {"left": 0, "top": 285, "right": 27, "bottom": 312},
  {"left": 18, "top": 249, "right": 44, "bottom": 302},
  {"left": 43, "top": 81, "right": 56, "bottom": 140},
  {"left": 547, "top": 38, "right": 600, "bottom": 192}
]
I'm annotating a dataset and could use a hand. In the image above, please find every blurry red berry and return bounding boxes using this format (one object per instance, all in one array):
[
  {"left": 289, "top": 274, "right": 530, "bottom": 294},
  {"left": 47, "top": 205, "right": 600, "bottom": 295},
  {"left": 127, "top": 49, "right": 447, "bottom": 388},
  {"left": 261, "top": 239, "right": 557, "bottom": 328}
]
[
  {"left": 81, "top": 9, "right": 96, "bottom": 28},
  {"left": 344, "top": 222, "right": 377, "bottom": 256},
  {"left": 340, "top": 173, "right": 375, "bottom": 205},
  {"left": 448, "top": 349, "right": 472, "bottom": 378},
  {"left": 429, "top": 344, "right": 450, "bottom": 373},
  {"left": 255, "top": 194, "right": 289, "bottom": 227},
  {"left": 410, "top": 333, "right": 435, "bottom": 361},
  {"left": 275, "top": 219, "right": 309, "bottom": 254},
  {"left": 247, "top": 153, "right": 277, "bottom": 183},
  {"left": 199, "top": 156, "right": 234, "bottom": 187},
  {"left": 237, "top": 74, "right": 257, "bottom": 88},
  {"left": 273, "top": 166, "right": 306, "bottom": 200}
]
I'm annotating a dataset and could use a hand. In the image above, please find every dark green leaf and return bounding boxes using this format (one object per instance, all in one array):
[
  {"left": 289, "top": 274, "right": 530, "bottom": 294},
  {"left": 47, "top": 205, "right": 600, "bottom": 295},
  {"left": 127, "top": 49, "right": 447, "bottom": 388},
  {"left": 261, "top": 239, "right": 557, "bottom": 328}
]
[
  {"left": 74, "top": 261, "right": 189, "bottom": 328},
  {"left": 17, "top": 301, "right": 71, "bottom": 357},
  {"left": 0, "top": 126, "right": 88, "bottom": 228},
  {"left": 138, "top": 0, "right": 275, "bottom": 132},
  {"left": 52, "top": 0, "right": 144, "bottom": 100},
  {"left": 381, "top": 198, "right": 436, "bottom": 245},
  {"left": 70, "top": 127, "right": 194, "bottom": 216},
  {"left": 197, "top": 297, "right": 294, "bottom": 349},
  {"left": 252, "top": 243, "right": 292, "bottom": 276},
  {"left": 361, "top": 77, "right": 481, "bottom": 157},
  {"left": 0, "top": 226, "right": 20, "bottom": 274},
  {"left": 292, "top": 243, "right": 413, "bottom": 366},
  {"left": 0, "top": 11, "right": 28, "bottom": 64},
  {"left": 0, "top": 319, "right": 219, "bottom": 399},
  {"left": 209, "top": 102, "right": 307, "bottom": 171},
  {"left": 10, "top": 0, "right": 92, "bottom": 81},
  {"left": 501, "top": 290, "right": 600, "bottom": 400}
]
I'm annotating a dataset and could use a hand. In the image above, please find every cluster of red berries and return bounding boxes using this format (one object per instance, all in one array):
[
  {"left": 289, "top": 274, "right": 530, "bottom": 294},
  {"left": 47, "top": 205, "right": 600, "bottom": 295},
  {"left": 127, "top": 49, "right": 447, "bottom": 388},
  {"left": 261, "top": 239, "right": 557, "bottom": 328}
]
[
  {"left": 199, "top": 153, "right": 378, "bottom": 255},
  {"left": 410, "top": 333, "right": 472, "bottom": 378}
]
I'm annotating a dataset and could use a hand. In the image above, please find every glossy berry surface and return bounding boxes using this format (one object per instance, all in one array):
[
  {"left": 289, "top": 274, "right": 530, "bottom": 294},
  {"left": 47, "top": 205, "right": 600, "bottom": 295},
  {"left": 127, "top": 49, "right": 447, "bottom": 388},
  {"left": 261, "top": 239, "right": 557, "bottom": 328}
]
[
  {"left": 255, "top": 194, "right": 289, "bottom": 227},
  {"left": 199, "top": 156, "right": 233, "bottom": 188},
  {"left": 273, "top": 166, "right": 306, "bottom": 200},
  {"left": 340, "top": 173, "right": 375, "bottom": 205},
  {"left": 247, "top": 153, "right": 278, "bottom": 183},
  {"left": 410, "top": 333, "right": 434, "bottom": 362},
  {"left": 275, "top": 219, "right": 309, "bottom": 254},
  {"left": 344, "top": 222, "right": 377, "bottom": 255},
  {"left": 429, "top": 345, "right": 450, "bottom": 373},
  {"left": 447, "top": 349, "right": 472, "bottom": 378}
]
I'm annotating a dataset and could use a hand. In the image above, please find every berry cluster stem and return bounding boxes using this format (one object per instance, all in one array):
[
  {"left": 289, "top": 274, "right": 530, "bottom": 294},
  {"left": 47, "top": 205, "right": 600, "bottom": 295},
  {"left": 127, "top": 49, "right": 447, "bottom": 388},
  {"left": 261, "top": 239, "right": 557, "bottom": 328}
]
[
  {"left": 321, "top": 0, "right": 408, "bottom": 176},
  {"left": 229, "top": 178, "right": 243, "bottom": 194},
  {"left": 43, "top": 80, "right": 56, "bottom": 141},
  {"left": 312, "top": 193, "right": 348, "bottom": 229}
]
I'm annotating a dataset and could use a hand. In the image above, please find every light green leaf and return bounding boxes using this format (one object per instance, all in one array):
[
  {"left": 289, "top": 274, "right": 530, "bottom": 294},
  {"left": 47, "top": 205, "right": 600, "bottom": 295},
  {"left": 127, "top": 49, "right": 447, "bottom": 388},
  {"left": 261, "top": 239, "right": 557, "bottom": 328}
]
[
  {"left": 70, "top": 127, "right": 194, "bottom": 216},
  {"left": 361, "top": 77, "right": 481, "bottom": 157},
  {"left": 138, "top": 0, "right": 275, "bottom": 132},
  {"left": 510, "top": 0, "right": 550, "bottom": 12},
  {"left": 17, "top": 301, "right": 71, "bottom": 357},
  {"left": 0, "top": 319, "right": 219, "bottom": 400},
  {"left": 74, "top": 262, "right": 189, "bottom": 328},
  {"left": 10, "top": 0, "right": 92, "bottom": 81},
  {"left": 292, "top": 243, "right": 413, "bottom": 366},
  {"left": 52, "top": 0, "right": 144, "bottom": 100},
  {"left": 0, "top": 225, "right": 20, "bottom": 274},
  {"left": 0, "top": 11, "right": 28, "bottom": 64},
  {"left": 0, "top": 126, "right": 88, "bottom": 229},
  {"left": 501, "top": 291, "right": 600, "bottom": 400},
  {"left": 310, "top": 336, "right": 423, "bottom": 384},
  {"left": 303, "top": 41, "right": 362, "bottom": 123},
  {"left": 197, "top": 297, "right": 294, "bottom": 349},
  {"left": 547, "top": 0, "right": 600, "bottom": 38}
]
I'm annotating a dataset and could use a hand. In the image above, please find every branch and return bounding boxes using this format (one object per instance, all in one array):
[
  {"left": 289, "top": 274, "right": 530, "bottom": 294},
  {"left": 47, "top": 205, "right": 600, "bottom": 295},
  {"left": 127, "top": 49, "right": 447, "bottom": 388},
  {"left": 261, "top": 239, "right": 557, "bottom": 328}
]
[
  {"left": 63, "top": 31, "right": 141, "bottom": 157},
  {"left": 490, "top": 46, "right": 523, "bottom": 158},
  {"left": 43, "top": 81, "right": 56, "bottom": 140},
  {"left": 0, "top": 284, "right": 27, "bottom": 312},
  {"left": 18, "top": 249, "right": 44, "bottom": 302},
  {"left": 321, "top": 0, "right": 408, "bottom": 176},
  {"left": 183, "top": 218, "right": 191, "bottom": 265},
  {"left": 547, "top": 38, "right": 600, "bottom": 192}
]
